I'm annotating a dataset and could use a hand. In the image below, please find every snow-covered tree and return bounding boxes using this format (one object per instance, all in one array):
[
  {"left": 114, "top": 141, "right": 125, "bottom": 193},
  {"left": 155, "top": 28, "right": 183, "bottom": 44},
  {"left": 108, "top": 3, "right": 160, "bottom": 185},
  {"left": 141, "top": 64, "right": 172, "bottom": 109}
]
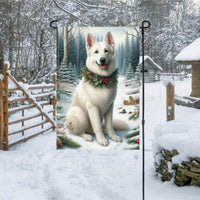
[
  {"left": 59, "top": 61, "right": 77, "bottom": 87},
  {"left": 134, "top": 65, "right": 141, "bottom": 82},
  {"left": 125, "top": 63, "right": 135, "bottom": 80}
]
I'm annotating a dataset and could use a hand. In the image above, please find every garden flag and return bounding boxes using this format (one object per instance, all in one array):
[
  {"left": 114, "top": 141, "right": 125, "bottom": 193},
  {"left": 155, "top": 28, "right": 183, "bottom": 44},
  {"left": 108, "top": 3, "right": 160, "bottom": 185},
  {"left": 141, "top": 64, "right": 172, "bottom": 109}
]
[{"left": 56, "top": 27, "right": 140, "bottom": 150}]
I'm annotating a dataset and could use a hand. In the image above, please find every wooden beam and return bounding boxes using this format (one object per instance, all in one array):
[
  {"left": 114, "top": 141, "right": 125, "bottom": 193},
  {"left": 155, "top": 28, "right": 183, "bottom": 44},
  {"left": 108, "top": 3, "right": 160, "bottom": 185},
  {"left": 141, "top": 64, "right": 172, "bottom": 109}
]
[
  {"left": 53, "top": 74, "right": 56, "bottom": 126},
  {"left": 9, "top": 113, "right": 42, "bottom": 125},
  {"left": 8, "top": 97, "right": 29, "bottom": 103},
  {"left": 0, "top": 79, "right": 4, "bottom": 150},
  {"left": 3, "top": 64, "right": 9, "bottom": 150},
  {"left": 28, "top": 85, "right": 54, "bottom": 90},
  {"left": 8, "top": 126, "right": 53, "bottom": 148},
  {"left": 9, "top": 120, "right": 49, "bottom": 135},
  {"left": 8, "top": 104, "right": 35, "bottom": 114}
]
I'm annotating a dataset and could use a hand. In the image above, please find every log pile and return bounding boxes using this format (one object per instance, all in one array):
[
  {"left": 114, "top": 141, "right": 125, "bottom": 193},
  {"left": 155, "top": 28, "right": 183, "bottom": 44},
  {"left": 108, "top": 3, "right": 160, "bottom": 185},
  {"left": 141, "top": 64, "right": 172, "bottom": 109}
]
[{"left": 155, "top": 148, "right": 200, "bottom": 187}]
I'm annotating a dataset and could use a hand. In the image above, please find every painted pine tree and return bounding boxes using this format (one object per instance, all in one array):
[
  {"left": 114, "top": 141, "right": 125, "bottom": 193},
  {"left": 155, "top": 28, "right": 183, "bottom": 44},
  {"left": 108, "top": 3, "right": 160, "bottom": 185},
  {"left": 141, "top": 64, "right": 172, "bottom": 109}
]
[
  {"left": 134, "top": 65, "right": 141, "bottom": 82},
  {"left": 68, "top": 31, "right": 77, "bottom": 68},
  {"left": 59, "top": 61, "right": 77, "bottom": 87},
  {"left": 125, "top": 63, "right": 135, "bottom": 80},
  {"left": 120, "top": 58, "right": 127, "bottom": 75}
]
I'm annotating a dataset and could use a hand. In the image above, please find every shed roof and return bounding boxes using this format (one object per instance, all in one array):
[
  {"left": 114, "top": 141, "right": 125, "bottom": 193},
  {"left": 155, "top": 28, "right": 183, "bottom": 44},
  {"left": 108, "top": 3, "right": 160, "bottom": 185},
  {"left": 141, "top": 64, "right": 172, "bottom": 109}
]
[
  {"left": 139, "top": 55, "right": 163, "bottom": 70},
  {"left": 175, "top": 38, "right": 200, "bottom": 63}
]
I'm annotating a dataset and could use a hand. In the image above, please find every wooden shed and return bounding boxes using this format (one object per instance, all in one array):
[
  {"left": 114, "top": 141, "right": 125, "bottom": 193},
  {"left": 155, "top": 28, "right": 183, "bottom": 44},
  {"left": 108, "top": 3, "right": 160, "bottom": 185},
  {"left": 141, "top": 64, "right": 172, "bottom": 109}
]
[
  {"left": 139, "top": 55, "right": 163, "bottom": 82},
  {"left": 175, "top": 38, "right": 200, "bottom": 97}
]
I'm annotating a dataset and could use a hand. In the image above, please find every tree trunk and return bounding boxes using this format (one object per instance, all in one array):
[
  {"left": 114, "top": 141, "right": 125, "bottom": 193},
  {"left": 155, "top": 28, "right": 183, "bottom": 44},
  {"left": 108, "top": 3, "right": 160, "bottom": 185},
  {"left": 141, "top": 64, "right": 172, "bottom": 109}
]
[
  {"left": 191, "top": 64, "right": 200, "bottom": 97},
  {"left": 63, "top": 27, "right": 68, "bottom": 65}
]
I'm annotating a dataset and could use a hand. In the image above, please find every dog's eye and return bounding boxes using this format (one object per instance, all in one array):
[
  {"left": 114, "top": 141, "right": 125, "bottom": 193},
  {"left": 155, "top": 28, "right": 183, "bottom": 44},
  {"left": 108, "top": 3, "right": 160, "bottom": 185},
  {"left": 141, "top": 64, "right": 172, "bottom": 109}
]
[
  {"left": 94, "top": 50, "right": 99, "bottom": 54},
  {"left": 104, "top": 49, "right": 108, "bottom": 53}
]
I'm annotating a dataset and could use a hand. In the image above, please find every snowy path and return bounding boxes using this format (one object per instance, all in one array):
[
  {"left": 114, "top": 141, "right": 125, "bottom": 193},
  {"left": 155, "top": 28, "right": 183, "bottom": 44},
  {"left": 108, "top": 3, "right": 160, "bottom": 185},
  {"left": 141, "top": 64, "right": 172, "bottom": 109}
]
[
  {"left": 0, "top": 80, "right": 200, "bottom": 200},
  {"left": 0, "top": 132, "right": 141, "bottom": 200}
]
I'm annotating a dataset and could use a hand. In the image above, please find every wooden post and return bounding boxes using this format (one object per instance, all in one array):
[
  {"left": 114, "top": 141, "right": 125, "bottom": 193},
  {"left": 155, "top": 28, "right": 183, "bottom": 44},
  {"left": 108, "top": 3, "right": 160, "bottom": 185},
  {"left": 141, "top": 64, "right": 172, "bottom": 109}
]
[
  {"left": 0, "top": 78, "right": 4, "bottom": 150},
  {"left": 166, "top": 82, "right": 175, "bottom": 121},
  {"left": 22, "top": 100, "right": 24, "bottom": 136},
  {"left": 41, "top": 87, "right": 44, "bottom": 131},
  {"left": 3, "top": 64, "right": 9, "bottom": 150},
  {"left": 53, "top": 74, "right": 56, "bottom": 130}
]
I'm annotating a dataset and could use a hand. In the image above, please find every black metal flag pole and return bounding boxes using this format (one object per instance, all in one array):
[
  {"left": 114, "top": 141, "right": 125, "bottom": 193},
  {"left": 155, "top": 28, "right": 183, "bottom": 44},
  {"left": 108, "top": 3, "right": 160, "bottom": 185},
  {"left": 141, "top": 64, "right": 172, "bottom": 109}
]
[
  {"left": 140, "top": 20, "right": 151, "bottom": 200},
  {"left": 50, "top": 20, "right": 59, "bottom": 77}
]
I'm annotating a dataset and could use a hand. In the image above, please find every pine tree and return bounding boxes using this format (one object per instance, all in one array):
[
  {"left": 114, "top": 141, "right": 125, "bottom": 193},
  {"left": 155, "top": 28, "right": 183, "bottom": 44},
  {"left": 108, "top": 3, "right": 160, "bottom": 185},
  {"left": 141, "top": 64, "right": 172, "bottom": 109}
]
[
  {"left": 129, "top": 36, "right": 139, "bottom": 72},
  {"left": 78, "top": 34, "right": 87, "bottom": 75},
  {"left": 125, "top": 63, "right": 135, "bottom": 80},
  {"left": 120, "top": 58, "right": 127, "bottom": 75},
  {"left": 134, "top": 65, "right": 141, "bottom": 82},
  {"left": 118, "top": 43, "right": 124, "bottom": 72},
  {"left": 58, "top": 31, "right": 64, "bottom": 65},
  {"left": 59, "top": 61, "right": 77, "bottom": 87},
  {"left": 68, "top": 31, "right": 77, "bottom": 67}
]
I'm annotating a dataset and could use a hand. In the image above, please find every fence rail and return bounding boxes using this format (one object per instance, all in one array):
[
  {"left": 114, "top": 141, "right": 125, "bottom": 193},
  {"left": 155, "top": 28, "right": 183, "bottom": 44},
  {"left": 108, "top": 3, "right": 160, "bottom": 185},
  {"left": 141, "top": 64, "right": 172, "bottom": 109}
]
[
  {"left": 0, "top": 64, "right": 56, "bottom": 151},
  {"left": 160, "top": 72, "right": 184, "bottom": 81}
]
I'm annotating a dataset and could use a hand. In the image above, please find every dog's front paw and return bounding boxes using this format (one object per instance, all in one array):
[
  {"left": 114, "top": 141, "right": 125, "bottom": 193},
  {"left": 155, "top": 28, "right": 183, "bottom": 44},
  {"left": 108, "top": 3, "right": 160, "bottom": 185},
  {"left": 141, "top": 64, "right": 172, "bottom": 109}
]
[
  {"left": 108, "top": 133, "right": 122, "bottom": 142},
  {"left": 82, "top": 133, "right": 93, "bottom": 142},
  {"left": 96, "top": 136, "right": 108, "bottom": 146}
]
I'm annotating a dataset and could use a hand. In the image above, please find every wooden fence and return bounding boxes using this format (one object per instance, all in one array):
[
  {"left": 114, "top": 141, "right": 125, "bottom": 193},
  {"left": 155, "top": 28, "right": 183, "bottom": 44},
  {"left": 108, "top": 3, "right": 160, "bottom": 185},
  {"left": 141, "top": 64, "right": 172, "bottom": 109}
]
[
  {"left": 160, "top": 73, "right": 184, "bottom": 81},
  {"left": 0, "top": 64, "right": 56, "bottom": 150}
]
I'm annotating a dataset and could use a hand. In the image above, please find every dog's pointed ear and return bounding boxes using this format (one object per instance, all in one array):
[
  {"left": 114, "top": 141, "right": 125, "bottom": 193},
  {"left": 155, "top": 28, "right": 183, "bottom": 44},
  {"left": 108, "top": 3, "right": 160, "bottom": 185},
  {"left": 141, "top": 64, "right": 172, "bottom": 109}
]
[
  {"left": 104, "top": 32, "right": 114, "bottom": 47},
  {"left": 87, "top": 33, "right": 96, "bottom": 49}
]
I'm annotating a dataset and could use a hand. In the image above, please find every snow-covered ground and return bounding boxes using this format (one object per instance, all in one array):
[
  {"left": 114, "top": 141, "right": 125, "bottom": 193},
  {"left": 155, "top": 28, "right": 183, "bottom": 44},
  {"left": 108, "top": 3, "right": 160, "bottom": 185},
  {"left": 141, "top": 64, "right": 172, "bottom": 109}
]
[{"left": 0, "top": 78, "right": 200, "bottom": 200}]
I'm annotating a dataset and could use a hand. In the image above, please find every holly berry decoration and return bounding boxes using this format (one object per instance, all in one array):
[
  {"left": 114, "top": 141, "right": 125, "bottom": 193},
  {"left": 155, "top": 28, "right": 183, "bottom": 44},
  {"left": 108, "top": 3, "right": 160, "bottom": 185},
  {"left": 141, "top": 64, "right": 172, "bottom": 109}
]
[
  {"left": 135, "top": 138, "right": 140, "bottom": 144},
  {"left": 128, "top": 106, "right": 140, "bottom": 120},
  {"left": 82, "top": 66, "right": 118, "bottom": 88}
]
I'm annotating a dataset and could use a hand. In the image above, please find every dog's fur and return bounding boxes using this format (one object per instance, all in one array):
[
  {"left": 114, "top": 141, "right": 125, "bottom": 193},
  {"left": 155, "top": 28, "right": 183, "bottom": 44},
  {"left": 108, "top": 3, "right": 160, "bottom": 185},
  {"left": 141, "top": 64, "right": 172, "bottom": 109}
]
[{"left": 66, "top": 32, "right": 129, "bottom": 146}]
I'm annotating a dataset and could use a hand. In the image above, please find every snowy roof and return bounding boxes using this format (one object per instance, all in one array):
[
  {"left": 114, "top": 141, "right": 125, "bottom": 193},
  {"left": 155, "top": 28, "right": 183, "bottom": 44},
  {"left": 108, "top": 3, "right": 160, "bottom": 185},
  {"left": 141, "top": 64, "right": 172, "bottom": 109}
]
[
  {"left": 139, "top": 55, "right": 163, "bottom": 70},
  {"left": 175, "top": 38, "right": 200, "bottom": 62}
]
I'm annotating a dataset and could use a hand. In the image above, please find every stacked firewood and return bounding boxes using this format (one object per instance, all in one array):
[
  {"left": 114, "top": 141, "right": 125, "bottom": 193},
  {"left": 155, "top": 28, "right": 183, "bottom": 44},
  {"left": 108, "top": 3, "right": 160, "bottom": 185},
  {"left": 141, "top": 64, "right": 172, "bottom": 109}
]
[{"left": 155, "top": 148, "right": 200, "bottom": 187}]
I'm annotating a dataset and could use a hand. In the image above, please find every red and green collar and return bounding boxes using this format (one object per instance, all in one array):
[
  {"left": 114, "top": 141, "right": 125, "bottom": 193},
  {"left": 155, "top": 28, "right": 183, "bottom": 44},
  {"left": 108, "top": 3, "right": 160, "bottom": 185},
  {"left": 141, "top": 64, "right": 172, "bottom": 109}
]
[{"left": 82, "top": 66, "right": 118, "bottom": 88}]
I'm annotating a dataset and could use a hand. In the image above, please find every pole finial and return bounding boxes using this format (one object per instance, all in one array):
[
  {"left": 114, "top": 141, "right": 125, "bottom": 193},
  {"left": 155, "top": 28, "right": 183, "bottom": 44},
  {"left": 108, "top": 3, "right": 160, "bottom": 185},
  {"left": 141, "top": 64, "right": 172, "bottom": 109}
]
[{"left": 50, "top": 20, "right": 58, "bottom": 29}]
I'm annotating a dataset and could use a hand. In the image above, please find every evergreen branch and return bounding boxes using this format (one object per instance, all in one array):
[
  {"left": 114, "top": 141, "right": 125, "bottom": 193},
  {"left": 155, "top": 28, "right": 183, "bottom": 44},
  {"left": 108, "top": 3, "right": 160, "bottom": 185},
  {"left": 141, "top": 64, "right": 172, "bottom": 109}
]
[
  {"left": 127, "top": 138, "right": 138, "bottom": 144},
  {"left": 58, "top": 136, "right": 81, "bottom": 149},
  {"left": 124, "top": 130, "right": 139, "bottom": 139},
  {"left": 124, "top": 146, "right": 140, "bottom": 150},
  {"left": 82, "top": 66, "right": 118, "bottom": 88}
]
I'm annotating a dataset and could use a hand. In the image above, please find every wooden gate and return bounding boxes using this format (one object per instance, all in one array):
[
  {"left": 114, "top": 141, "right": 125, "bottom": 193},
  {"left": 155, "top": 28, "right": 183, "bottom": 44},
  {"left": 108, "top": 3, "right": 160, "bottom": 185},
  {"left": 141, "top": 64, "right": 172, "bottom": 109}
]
[{"left": 0, "top": 64, "right": 56, "bottom": 150}]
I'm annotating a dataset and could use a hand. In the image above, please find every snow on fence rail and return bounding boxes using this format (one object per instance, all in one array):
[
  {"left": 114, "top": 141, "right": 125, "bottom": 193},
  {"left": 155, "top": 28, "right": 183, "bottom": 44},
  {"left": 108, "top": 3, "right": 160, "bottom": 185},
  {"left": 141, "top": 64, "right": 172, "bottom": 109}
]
[
  {"left": 0, "top": 64, "right": 56, "bottom": 150},
  {"left": 159, "top": 73, "right": 184, "bottom": 81}
]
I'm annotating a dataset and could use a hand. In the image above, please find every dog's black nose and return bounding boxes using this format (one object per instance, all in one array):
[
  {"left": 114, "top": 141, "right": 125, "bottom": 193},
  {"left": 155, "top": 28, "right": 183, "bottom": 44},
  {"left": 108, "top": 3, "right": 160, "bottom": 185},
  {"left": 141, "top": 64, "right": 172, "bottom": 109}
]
[{"left": 100, "top": 57, "right": 106, "bottom": 64}]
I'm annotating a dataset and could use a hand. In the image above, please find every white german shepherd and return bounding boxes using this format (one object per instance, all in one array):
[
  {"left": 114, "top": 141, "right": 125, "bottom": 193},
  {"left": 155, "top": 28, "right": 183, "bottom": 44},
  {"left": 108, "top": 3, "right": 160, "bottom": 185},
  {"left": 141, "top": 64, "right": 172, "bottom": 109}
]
[{"left": 66, "top": 31, "right": 129, "bottom": 146}]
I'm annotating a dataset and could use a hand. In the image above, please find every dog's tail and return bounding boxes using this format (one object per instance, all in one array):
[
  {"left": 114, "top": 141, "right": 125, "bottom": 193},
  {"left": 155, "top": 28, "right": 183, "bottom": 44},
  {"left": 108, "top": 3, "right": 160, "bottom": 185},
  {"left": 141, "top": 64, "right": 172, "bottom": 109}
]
[{"left": 113, "top": 119, "right": 129, "bottom": 130}]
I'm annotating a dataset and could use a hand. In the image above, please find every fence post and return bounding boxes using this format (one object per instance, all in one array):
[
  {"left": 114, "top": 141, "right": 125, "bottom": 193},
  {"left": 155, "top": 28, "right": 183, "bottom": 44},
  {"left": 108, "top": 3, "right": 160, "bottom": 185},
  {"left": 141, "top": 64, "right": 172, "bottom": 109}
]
[
  {"left": 3, "top": 64, "right": 9, "bottom": 150},
  {"left": 0, "top": 77, "right": 4, "bottom": 150},
  {"left": 41, "top": 86, "right": 44, "bottom": 132},
  {"left": 166, "top": 82, "right": 175, "bottom": 121}
]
